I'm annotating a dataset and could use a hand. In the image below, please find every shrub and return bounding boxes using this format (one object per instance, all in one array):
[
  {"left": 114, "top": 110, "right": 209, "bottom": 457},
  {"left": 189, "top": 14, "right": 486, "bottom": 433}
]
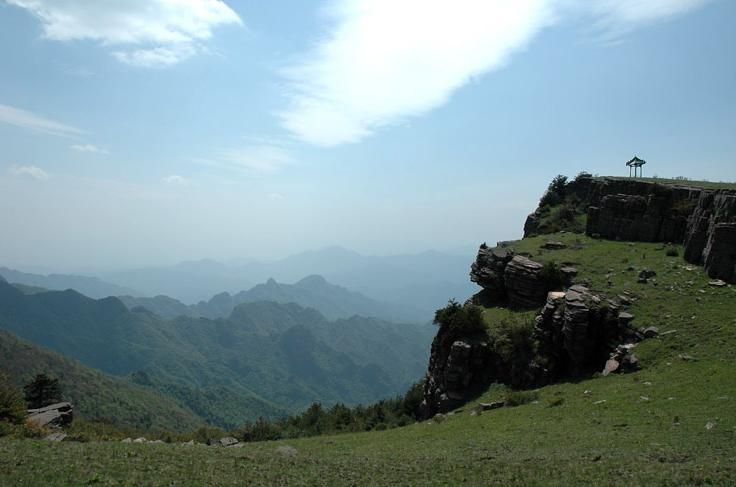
[
  {"left": 574, "top": 171, "right": 592, "bottom": 182},
  {"left": 0, "top": 373, "right": 27, "bottom": 429},
  {"left": 504, "top": 390, "right": 539, "bottom": 407},
  {"left": 490, "top": 317, "right": 538, "bottom": 388},
  {"left": 539, "top": 175, "right": 568, "bottom": 207},
  {"left": 540, "top": 261, "right": 564, "bottom": 291},
  {"left": 433, "top": 300, "right": 485, "bottom": 333}
]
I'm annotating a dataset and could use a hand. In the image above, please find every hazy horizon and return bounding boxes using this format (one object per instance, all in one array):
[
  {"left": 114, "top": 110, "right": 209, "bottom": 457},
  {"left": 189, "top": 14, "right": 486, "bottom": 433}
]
[{"left": 1, "top": 0, "right": 734, "bottom": 270}]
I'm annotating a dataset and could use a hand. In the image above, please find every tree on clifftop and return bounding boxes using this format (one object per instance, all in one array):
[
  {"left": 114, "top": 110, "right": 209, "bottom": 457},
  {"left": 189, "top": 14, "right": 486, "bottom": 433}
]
[{"left": 23, "top": 374, "right": 63, "bottom": 409}]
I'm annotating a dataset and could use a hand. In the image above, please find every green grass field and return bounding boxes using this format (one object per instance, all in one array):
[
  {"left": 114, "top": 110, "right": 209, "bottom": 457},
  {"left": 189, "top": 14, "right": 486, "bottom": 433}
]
[{"left": 1, "top": 233, "right": 735, "bottom": 485}]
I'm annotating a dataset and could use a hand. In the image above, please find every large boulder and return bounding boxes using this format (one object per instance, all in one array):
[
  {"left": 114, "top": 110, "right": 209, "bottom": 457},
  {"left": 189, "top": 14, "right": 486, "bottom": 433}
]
[
  {"left": 504, "top": 256, "right": 548, "bottom": 309},
  {"left": 469, "top": 244, "right": 514, "bottom": 305},
  {"left": 27, "top": 402, "right": 73, "bottom": 428}
]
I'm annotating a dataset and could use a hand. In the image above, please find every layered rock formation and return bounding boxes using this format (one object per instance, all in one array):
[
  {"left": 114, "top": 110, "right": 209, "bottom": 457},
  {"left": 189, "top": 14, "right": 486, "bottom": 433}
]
[{"left": 470, "top": 246, "right": 554, "bottom": 310}]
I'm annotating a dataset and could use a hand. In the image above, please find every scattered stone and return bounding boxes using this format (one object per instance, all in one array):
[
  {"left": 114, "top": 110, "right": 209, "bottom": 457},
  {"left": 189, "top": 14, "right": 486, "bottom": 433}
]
[
  {"left": 642, "top": 326, "right": 659, "bottom": 338},
  {"left": 148, "top": 440, "right": 164, "bottom": 444},
  {"left": 219, "top": 437, "right": 239, "bottom": 447},
  {"left": 618, "top": 295, "right": 632, "bottom": 305},
  {"left": 276, "top": 445, "right": 298, "bottom": 457},
  {"left": 639, "top": 396, "right": 650, "bottom": 402},
  {"left": 705, "top": 421, "right": 716, "bottom": 431},
  {"left": 593, "top": 400, "right": 606, "bottom": 405},
  {"left": 479, "top": 401, "right": 505, "bottom": 411},
  {"left": 661, "top": 330, "right": 677, "bottom": 336},
  {"left": 541, "top": 241, "right": 567, "bottom": 250},
  {"left": 44, "top": 432, "right": 67, "bottom": 442},
  {"left": 121, "top": 438, "right": 132, "bottom": 443},
  {"left": 583, "top": 390, "right": 592, "bottom": 395},
  {"left": 133, "top": 437, "right": 146, "bottom": 444},
  {"left": 643, "top": 381, "right": 652, "bottom": 386},
  {"left": 618, "top": 312, "right": 635, "bottom": 324},
  {"left": 469, "top": 410, "right": 478, "bottom": 417},
  {"left": 182, "top": 440, "right": 195, "bottom": 446},
  {"left": 678, "top": 354, "right": 698, "bottom": 362},
  {"left": 708, "top": 279, "right": 727, "bottom": 287},
  {"left": 602, "top": 359, "right": 619, "bottom": 376}
]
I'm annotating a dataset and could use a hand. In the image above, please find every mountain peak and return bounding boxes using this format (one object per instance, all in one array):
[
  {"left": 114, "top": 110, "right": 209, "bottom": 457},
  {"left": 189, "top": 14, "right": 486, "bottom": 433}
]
[{"left": 296, "top": 275, "right": 329, "bottom": 287}]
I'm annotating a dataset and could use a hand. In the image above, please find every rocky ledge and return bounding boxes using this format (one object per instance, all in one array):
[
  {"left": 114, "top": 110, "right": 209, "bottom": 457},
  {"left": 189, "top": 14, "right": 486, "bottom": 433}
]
[{"left": 525, "top": 176, "right": 736, "bottom": 283}]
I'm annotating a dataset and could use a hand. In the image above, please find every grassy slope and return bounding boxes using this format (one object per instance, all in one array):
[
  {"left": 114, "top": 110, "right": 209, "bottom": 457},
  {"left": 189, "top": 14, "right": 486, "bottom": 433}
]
[
  {"left": 0, "top": 331, "right": 204, "bottom": 433},
  {"left": 1, "top": 233, "right": 735, "bottom": 484}
]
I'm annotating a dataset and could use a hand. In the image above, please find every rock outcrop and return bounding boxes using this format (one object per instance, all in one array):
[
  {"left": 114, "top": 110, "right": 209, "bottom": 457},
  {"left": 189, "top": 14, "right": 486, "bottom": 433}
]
[
  {"left": 27, "top": 402, "right": 73, "bottom": 428},
  {"left": 421, "top": 286, "right": 641, "bottom": 417},
  {"left": 533, "top": 286, "right": 641, "bottom": 382},
  {"left": 470, "top": 246, "right": 555, "bottom": 310},
  {"left": 420, "top": 326, "right": 494, "bottom": 417}
]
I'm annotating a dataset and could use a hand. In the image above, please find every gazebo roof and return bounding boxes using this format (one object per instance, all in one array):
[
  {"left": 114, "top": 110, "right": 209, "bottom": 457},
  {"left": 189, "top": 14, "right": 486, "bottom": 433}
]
[{"left": 626, "top": 156, "right": 646, "bottom": 167}]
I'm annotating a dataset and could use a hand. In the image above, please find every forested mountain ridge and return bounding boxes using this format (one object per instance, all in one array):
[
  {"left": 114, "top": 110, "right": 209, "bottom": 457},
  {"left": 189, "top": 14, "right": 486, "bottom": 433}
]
[{"left": 0, "top": 278, "right": 433, "bottom": 428}]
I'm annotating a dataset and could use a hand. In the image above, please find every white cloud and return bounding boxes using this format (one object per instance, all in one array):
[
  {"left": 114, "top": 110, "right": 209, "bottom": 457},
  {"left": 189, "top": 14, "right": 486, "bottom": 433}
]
[
  {"left": 280, "top": 0, "right": 711, "bottom": 146},
  {"left": 162, "top": 175, "right": 189, "bottom": 186},
  {"left": 9, "top": 165, "right": 50, "bottom": 180},
  {"left": 268, "top": 192, "right": 285, "bottom": 201},
  {"left": 199, "top": 145, "right": 294, "bottom": 175},
  {"left": 70, "top": 144, "right": 108, "bottom": 154},
  {"left": 0, "top": 103, "right": 84, "bottom": 137},
  {"left": 5, "top": 0, "right": 242, "bottom": 67}
]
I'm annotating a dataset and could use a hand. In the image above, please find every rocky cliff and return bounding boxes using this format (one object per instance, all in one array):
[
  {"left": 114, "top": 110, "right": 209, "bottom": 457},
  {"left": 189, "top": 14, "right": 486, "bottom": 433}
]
[
  {"left": 526, "top": 176, "right": 736, "bottom": 283},
  {"left": 420, "top": 174, "right": 736, "bottom": 418}
]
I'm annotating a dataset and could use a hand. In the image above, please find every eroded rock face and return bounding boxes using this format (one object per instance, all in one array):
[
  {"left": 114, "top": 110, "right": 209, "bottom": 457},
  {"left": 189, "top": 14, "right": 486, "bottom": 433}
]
[
  {"left": 469, "top": 244, "right": 514, "bottom": 305},
  {"left": 469, "top": 246, "right": 552, "bottom": 310},
  {"left": 534, "top": 286, "right": 642, "bottom": 382},
  {"left": 421, "top": 286, "right": 641, "bottom": 417},
  {"left": 419, "top": 326, "right": 494, "bottom": 418}
]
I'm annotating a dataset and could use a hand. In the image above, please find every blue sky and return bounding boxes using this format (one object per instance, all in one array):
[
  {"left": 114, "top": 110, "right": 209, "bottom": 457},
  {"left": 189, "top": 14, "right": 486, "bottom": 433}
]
[{"left": 0, "top": 0, "right": 734, "bottom": 271}]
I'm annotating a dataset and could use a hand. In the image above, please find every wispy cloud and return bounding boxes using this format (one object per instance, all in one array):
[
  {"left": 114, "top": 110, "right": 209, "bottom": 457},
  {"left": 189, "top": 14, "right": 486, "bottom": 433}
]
[
  {"left": 70, "top": 144, "right": 108, "bottom": 154},
  {"left": 9, "top": 165, "right": 50, "bottom": 180},
  {"left": 162, "top": 174, "right": 190, "bottom": 186},
  {"left": 199, "top": 144, "right": 294, "bottom": 175},
  {"left": 5, "top": 0, "right": 242, "bottom": 68},
  {"left": 280, "top": 0, "right": 711, "bottom": 146},
  {"left": 0, "top": 103, "right": 84, "bottom": 137}
]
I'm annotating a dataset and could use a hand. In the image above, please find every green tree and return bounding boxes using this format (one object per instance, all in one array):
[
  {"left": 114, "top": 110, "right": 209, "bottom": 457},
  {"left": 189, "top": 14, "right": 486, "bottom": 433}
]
[
  {"left": 23, "top": 374, "right": 63, "bottom": 409},
  {"left": 0, "top": 373, "right": 26, "bottom": 425}
]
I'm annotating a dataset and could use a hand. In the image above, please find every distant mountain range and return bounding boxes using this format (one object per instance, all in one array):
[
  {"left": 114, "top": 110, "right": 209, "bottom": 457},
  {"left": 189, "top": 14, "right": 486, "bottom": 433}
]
[
  {"left": 119, "top": 274, "right": 420, "bottom": 322},
  {"left": 0, "top": 277, "right": 434, "bottom": 428},
  {"left": 102, "top": 247, "right": 477, "bottom": 321},
  {"left": 0, "top": 266, "right": 139, "bottom": 299},
  {"left": 2, "top": 246, "right": 478, "bottom": 322}
]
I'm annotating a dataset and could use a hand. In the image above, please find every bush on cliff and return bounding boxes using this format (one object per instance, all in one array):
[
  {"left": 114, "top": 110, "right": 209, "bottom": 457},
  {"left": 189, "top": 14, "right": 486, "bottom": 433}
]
[
  {"left": 433, "top": 300, "right": 485, "bottom": 333},
  {"left": 539, "top": 175, "right": 568, "bottom": 207}
]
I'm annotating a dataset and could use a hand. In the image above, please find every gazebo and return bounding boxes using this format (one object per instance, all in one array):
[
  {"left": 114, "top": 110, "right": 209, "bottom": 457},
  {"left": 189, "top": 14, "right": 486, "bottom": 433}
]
[{"left": 626, "top": 156, "right": 646, "bottom": 177}]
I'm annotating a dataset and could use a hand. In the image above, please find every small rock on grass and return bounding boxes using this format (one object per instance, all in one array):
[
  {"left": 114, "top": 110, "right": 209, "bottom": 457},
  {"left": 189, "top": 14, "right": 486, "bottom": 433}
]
[
  {"left": 706, "top": 421, "right": 717, "bottom": 431},
  {"left": 276, "top": 445, "right": 298, "bottom": 457}
]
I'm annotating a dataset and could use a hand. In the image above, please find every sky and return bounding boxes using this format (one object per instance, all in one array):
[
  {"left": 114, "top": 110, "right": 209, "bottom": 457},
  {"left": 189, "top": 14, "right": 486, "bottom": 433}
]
[{"left": 0, "top": 0, "right": 734, "bottom": 271}]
